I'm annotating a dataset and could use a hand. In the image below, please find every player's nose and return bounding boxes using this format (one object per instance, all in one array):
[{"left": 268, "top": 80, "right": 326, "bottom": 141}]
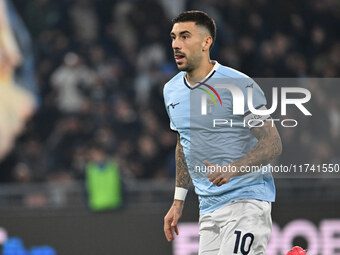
[{"left": 172, "top": 38, "right": 181, "bottom": 50}]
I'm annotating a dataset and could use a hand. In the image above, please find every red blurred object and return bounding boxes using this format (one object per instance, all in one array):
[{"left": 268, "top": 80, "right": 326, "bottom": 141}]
[{"left": 286, "top": 246, "right": 307, "bottom": 255}]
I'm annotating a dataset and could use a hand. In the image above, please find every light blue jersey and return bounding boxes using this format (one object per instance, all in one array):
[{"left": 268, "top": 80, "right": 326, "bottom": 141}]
[{"left": 164, "top": 61, "right": 275, "bottom": 215}]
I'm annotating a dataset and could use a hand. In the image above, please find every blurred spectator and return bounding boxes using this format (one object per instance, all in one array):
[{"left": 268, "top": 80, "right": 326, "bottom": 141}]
[
  {"left": 86, "top": 144, "right": 123, "bottom": 211},
  {"left": 12, "top": 163, "right": 32, "bottom": 183},
  {"left": 69, "top": 0, "right": 99, "bottom": 42},
  {"left": 51, "top": 52, "right": 96, "bottom": 113}
]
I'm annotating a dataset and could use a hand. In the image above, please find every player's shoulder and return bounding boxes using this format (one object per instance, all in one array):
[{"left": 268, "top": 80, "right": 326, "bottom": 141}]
[
  {"left": 163, "top": 71, "right": 184, "bottom": 93},
  {"left": 215, "top": 64, "right": 250, "bottom": 79},
  {"left": 164, "top": 71, "right": 184, "bottom": 87},
  {"left": 215, "top": 64, "right": 259, "bottom": 90}
]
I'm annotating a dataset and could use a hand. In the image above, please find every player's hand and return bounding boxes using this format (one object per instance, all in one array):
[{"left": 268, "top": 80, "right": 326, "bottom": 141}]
[
  {"left": 205, "top": 160, "right": 236, "bottom": 186},
  {"left": 164, "top": 200, "right": 184, "bottom": 242}
]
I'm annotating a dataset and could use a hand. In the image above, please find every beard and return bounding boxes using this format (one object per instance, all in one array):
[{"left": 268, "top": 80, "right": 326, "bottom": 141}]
[
  {"left": 177, "top": 56, "right": 196, "bottom": 72},
  {"left": 177, "top": 63, "right": 192, "bottom": 72}
]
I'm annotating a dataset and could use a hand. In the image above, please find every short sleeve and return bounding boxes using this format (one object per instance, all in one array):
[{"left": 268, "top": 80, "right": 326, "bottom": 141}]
[
  {"left": 163, "top": 86, "right": 178, "bottom": 132},
  {"left": 243, "top": 80, "right": 267, "bottom": 113},
  {"left": 169, "top": 120, "right": 177, "bottom": 131},
  {"left": 243, "top": 80, "right": 271, "bottom": 129}
]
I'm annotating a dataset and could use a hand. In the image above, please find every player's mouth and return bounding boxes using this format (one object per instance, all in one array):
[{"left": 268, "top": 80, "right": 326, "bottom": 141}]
[{"left": 174, "top": 53, "right": 186, "bottom": 64}]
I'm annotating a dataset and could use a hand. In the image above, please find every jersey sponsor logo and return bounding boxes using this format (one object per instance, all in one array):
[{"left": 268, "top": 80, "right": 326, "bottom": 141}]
[{"left": 169, "top": 102, "right": 180, "bottom": 109}]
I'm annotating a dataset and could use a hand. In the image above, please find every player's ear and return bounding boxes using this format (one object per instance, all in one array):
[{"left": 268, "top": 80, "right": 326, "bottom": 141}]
[{"left": 202, "top": 35, "right": 212, "bottom": 52}]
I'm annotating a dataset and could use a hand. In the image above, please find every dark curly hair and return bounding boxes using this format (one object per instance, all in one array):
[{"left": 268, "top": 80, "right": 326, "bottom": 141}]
[{"left": 172, "top": 10, "right": 216, "bottom": 49}]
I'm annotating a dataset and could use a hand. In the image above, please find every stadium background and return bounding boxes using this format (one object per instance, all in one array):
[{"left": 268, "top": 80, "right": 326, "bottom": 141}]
[{"left": 0, "top": 0, "right": 339, "bottom": 254}]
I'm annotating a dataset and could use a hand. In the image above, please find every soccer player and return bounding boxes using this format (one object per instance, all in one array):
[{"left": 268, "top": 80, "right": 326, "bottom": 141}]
[{"left": 163, "top": 11, "right": 282, "bottom": 254}]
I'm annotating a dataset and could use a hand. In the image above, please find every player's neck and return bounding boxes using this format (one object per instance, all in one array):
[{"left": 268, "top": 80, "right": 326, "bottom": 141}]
[{"left": 186, "top": 59, "right": 214, "bottom": 85}]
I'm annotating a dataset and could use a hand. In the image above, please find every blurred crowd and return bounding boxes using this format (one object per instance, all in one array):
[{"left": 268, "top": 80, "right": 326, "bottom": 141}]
[{"left": 0, "top": 0, "right": 339, "bottom": 183}]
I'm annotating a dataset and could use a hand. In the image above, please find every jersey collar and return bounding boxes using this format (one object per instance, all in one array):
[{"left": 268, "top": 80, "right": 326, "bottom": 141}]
[{"left": 183, "top": 61, "right": 220, "bottom": 90}]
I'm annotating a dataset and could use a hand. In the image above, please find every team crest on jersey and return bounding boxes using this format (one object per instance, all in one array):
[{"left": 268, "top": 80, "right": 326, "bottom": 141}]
[{"left": 207, "top": 99, "right": 215, "bottom": 114}]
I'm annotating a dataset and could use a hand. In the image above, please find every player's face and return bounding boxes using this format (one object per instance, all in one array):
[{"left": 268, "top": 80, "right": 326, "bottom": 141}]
[{"left": 170, "top": 22, "right": 205, "bottom": 72}]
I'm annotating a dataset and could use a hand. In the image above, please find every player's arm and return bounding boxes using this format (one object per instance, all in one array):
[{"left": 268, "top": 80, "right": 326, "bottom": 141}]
[
  {"left": 174, "top": 133, "right": 191, "bottom": 189},
  {"left": 164, "top": 133, "right": 190, "bottom": 242},
  {"left": 233, "top": 120, "right": 282, "bottom": 170},
  {"left": 206, "top": 121, "right": 282, "bottom": 186}
]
